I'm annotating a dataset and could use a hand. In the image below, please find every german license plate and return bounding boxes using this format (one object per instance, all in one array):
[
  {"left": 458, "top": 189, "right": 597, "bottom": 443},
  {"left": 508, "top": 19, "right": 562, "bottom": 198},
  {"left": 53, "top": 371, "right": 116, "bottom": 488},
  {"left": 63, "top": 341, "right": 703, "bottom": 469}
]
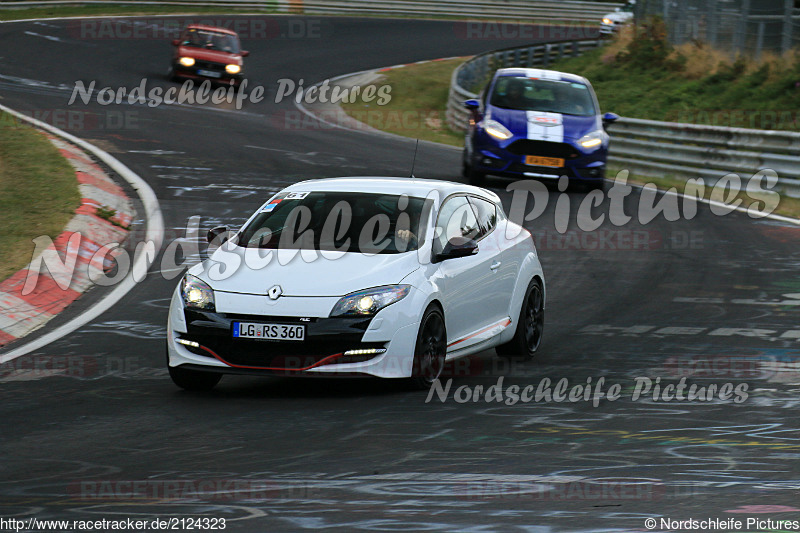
[
  {"left": 525, "top": 155, "right": 564, "bottom": 167},
  {"left": 233, "top": 322, "right": 305, "bottom": 341},
  {"left": 197, "top": 69, "right": 221, "bottom": 78}
]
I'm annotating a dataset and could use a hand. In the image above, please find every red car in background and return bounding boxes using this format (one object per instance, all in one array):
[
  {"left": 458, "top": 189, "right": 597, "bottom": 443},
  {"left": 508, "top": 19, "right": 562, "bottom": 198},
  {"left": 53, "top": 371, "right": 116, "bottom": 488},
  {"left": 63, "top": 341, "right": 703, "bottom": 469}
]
[{"left": 170, "top": 25, "right": 249, "bottom": 86}]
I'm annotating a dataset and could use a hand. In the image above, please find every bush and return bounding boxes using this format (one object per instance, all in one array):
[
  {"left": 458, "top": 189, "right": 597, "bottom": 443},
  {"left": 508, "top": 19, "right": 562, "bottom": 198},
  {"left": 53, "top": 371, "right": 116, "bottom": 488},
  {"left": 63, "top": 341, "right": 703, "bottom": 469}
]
[{"left": 615, "top": 17, "right": 677, "bottom": 71}]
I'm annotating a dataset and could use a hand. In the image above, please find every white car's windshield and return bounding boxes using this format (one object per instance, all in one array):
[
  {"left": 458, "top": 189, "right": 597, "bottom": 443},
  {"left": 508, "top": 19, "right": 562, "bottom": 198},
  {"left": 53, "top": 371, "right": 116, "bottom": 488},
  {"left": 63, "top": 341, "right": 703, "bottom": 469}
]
[
  {"left": 239, "top": 191, "right": 431, "bottom": 254},
  {"left": 490, "top": 76, "right": 596, "bottom": 116}
]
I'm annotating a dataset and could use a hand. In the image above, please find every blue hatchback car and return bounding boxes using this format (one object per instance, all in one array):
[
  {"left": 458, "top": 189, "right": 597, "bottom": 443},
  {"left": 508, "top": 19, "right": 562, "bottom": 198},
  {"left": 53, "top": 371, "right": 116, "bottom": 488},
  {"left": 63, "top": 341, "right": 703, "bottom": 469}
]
[{"left": 463, "top": 68, "right": 618, "bottom": 190}]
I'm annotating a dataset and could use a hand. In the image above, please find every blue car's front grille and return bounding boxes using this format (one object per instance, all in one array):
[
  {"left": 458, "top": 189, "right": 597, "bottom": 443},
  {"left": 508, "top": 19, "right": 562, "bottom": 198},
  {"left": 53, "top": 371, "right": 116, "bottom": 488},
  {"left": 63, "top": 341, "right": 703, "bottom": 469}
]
[{"left": 506, "top": 140, "right": 579, "bottom": 159}]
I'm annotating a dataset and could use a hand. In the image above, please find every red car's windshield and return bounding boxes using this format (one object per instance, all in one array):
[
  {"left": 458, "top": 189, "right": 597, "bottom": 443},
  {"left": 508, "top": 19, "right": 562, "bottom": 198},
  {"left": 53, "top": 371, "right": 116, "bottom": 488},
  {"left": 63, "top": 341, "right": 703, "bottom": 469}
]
[{"left": 180, "top": 28, "right": 240, "bottom": 53}]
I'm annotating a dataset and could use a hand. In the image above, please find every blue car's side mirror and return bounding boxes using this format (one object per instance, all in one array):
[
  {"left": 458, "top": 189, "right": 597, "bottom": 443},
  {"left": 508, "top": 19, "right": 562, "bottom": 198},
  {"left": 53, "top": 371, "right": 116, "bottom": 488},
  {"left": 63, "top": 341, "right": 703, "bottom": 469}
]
[
  {"left": 603, "top": 112, "right": 619, "bottom": 126},
  {"left": 464, "top": 99, "right": 480, "bottom": 111}
]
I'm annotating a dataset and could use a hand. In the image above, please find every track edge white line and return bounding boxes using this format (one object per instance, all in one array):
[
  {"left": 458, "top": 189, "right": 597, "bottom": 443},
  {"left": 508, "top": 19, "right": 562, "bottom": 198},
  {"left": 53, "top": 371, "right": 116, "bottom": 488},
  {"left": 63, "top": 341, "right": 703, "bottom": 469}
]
[{"left": 0, "top": 103, "right": 165, "bottom": 362}]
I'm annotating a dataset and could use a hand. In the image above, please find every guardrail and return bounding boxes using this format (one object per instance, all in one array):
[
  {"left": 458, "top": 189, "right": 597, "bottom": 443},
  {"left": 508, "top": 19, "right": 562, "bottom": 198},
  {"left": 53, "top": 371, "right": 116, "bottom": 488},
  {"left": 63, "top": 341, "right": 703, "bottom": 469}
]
[
  {"left": 607, "top": 118, "right": 800, "bottom": 195},
  {"left": 447, "top": 41, "right": 800, "bottom": 198},
  {"left": 0, "top": 0, "right": 622, "bottom": 21}
]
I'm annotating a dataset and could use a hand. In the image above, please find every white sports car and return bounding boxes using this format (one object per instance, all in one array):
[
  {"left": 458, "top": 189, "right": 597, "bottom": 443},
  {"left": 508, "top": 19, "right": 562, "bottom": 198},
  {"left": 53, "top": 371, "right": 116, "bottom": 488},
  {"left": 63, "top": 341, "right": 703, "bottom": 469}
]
[
  {"left": 166, "top": 177, "right": 545, "bottom": 390},
  {"left": 600, "top": 0, "right": 635, "bottom": 35}
]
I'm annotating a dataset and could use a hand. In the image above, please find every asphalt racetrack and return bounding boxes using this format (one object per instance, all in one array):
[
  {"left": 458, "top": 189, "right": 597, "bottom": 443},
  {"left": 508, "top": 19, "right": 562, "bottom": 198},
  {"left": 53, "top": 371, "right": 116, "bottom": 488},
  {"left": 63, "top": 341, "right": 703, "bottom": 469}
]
[{"left": 1, "top": 15, "right": 799, "bottom": 532}]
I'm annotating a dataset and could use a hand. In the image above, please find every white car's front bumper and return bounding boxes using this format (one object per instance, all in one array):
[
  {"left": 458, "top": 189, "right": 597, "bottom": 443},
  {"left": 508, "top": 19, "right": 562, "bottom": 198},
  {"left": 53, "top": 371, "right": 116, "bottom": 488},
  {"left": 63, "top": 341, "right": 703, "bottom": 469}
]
[{"left": 166, "top": 285, "right": 423, "bottom": 379}]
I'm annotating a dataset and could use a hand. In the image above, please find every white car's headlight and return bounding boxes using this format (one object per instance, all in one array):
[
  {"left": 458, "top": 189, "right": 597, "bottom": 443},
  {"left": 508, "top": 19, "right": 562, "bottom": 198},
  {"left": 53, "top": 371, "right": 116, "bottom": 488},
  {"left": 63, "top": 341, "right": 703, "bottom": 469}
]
[
  {"left": 178, "top": 56, "right": 195, "bottom": 67},
  {"left": 330, "top": 285, "right": 411, "bottom": 317},
  {"left": 181, "top": 275, "right": 215, "bottom": 311},
  {"left": 483, "top": 120, "right": 513, "bottom": 141},
  {"left": 225, "top": 64, "right": 241, "bottom": 74},
  {"left": 579, "top": 131, "right": 605, "bottom": 150},
  {"left": 602, "top": 18, "right": 613, "bottom": 25}
]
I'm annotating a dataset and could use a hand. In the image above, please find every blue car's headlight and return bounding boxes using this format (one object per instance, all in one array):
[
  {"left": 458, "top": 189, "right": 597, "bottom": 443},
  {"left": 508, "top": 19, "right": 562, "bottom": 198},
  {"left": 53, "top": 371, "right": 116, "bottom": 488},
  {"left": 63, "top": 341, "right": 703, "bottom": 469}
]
[
  {"left": 330, "top": 285, "right": 411, "bottom": 317},
  {"left": 578, "top": 130, "right": 605, "bottom": 150},
  {"left": 483, "top": 120, "right": 513, "bottom": 141},
  {"left": 181, "top": 274, "right": 215, "bottom": 311}
]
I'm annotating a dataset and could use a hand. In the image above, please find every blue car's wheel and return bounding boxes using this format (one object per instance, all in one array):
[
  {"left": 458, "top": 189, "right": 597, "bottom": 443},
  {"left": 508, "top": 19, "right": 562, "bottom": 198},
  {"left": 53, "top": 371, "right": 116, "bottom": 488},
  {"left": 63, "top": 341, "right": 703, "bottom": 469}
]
[
  {"left": 462, "top": 148, "right": 486, "bottom": 186},
  {"left": 581, "top": 179, "right": 606, "bottom": 193}
]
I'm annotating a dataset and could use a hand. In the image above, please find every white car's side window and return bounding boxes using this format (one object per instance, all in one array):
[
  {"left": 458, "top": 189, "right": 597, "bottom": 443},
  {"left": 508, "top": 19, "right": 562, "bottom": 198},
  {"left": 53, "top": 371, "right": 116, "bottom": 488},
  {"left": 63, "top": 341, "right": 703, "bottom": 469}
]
[
  {"left": 435, "top": 196, "right": 479, "bottom": 251},
  {"left": 469, "top": 197, "right": 498, "bottom": 237}
]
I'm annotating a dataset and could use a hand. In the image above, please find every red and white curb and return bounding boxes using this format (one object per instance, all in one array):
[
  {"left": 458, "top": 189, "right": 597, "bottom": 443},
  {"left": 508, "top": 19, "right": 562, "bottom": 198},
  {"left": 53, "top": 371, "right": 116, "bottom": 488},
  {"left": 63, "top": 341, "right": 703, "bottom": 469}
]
[
  {"left": 0, "top": 133, "right": 135, "bottom": 347},
  {"left": 0, "top": 101, "right": 163, "bottom": 363}
]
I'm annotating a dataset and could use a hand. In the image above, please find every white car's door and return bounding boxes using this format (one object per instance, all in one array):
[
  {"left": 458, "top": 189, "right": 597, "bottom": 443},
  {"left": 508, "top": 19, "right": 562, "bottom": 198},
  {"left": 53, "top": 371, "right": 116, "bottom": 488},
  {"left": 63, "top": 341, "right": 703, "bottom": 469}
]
[
  {"left": 468, "top": 196, "right": 517, "bottom": 322},
  {"left": 432, "top": 195, "right": 507, "bottom": 346}
]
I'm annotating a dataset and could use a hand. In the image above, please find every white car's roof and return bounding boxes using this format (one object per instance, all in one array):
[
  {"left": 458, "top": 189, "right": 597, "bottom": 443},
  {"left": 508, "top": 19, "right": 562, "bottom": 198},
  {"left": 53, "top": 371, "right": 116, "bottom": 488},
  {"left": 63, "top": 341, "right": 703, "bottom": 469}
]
[{"left": 283, "top": 177, "right": 501, "bottom": 203}]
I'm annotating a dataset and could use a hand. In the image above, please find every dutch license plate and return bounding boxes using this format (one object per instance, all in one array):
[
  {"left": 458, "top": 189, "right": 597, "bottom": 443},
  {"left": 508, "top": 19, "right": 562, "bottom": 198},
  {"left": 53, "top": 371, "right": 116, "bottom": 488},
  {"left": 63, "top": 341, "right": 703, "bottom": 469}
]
[
  {"left": 525, "top": 155, "right": 564, "bottom": 167},
  {"left": 233, "top": 322, "right": 305, "bottom": 341},
  {"left": 197, "top": 69, "right": 222, "bottom": 78}
]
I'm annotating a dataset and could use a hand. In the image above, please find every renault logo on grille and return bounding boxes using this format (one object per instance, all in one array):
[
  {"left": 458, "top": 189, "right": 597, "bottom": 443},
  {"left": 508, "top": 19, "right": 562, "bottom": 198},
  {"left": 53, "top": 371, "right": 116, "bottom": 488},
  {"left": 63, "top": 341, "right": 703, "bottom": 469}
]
[{"left": 267, "top": 285, "right": 283, "bottom": 300}]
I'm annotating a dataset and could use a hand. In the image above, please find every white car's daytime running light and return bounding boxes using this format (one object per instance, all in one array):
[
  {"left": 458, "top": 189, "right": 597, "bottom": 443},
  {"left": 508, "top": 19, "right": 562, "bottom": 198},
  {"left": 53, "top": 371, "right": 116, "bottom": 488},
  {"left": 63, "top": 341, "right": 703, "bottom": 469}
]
[
  {"left": 181, "top": 275, "right": 215, "bottom": 311},
  {"left": 176, "top": 338, "right": 200, "bottom": 348},
  {"left": 343, "top": 348, "right": 387, "bottom": 356},
  {"left": 331, "top": 285, "right": 411, "bottom": 317},
  {"left": 483, "top": 120, "right": 514, "bottom": 141}
]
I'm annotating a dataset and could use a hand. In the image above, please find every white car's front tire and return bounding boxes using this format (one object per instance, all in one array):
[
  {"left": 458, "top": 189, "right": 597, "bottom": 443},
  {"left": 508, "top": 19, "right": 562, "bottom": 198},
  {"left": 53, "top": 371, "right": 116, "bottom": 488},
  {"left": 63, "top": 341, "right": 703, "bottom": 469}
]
[{"left": 408, "top": 305, "right": 447, "bottom": 390}]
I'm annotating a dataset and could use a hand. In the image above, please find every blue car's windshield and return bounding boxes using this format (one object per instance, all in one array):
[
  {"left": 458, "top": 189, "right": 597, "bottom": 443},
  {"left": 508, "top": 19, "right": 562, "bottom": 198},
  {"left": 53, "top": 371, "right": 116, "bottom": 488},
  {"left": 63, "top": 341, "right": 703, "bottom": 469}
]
[{"left": 489, "top": 76, "right": 596, "bottom": 117}]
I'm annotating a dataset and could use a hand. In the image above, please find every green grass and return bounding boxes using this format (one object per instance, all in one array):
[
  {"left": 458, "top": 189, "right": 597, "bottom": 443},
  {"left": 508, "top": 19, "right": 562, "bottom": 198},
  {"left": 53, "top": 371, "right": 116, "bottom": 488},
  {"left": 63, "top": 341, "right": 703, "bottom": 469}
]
[
  {"left": 0, "top": 113, "right": 81, "bottom": 281},
  {"left": 0, "top": 4, "right": 278, "bottom": 21},
  {"left": 341, "top": 58, "right": 467, "bottom": 147},
  {"left": 549, "top": 23, "right": 800, "bottom": 130}
]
